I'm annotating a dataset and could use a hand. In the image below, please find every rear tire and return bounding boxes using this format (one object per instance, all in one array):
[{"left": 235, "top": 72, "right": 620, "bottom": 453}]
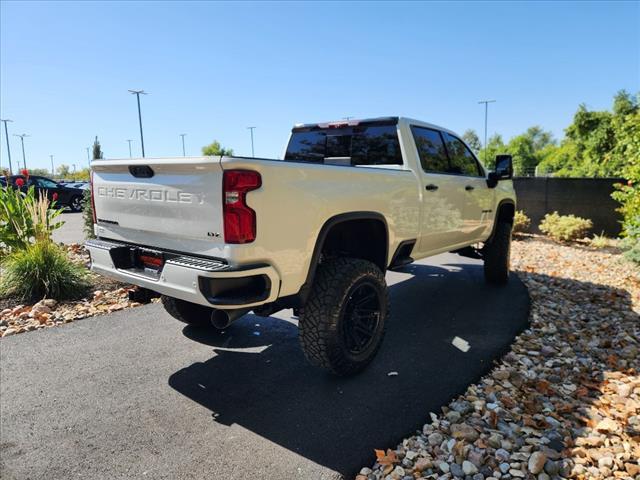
[
  {"left": 483, "top": 221, "right": 512, "bottom": 284},
  {"left": 298, "top": 258, "right": 388, "bottom": 376},
  {"left": 161, "top": 295, "right": 213, "bottom": 328}
]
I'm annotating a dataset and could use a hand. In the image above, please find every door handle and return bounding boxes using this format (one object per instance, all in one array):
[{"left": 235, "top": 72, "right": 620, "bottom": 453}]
[
  {"left": 425, "top": 184, "right": 439, "bottom": 191},
  {"left": 465, "top": 185, "right": 475, "bottom": 191}
]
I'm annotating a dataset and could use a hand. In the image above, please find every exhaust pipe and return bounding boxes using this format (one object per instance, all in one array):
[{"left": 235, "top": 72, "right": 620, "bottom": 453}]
[{"left": 210, "top": 308, "right": 251, "bottom": 330}]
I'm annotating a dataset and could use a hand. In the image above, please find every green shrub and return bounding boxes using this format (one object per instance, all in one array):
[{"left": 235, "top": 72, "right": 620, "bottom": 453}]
[
  {"left": 513, "top": 210, "right": 531, "bottom": 233},
  {"left": 624, "top": 243, "right": 640, "bottom": 265},
  {"left": 0, "top": 184, "right": 64, "bottom": 251},
  {"left": 539, "top": 211, "right": 593, "bottom": 242},
  {"left": 0, "top": 241, "right": 89, "bottom": 301},
  {"left": 621, "top": 237, "right": 640, "bottom": 266},
  {"left": 83, "top": 188, "right": 95, "bottom": 239},
  {"left": 612, "top": 179, "right": 640, "bottom": 243},
  {"left": 610, "top": 106, "right": 640, "bottom": 243},
  {"left": 589, "top": 232, "right": 611, "bottom": 249}
]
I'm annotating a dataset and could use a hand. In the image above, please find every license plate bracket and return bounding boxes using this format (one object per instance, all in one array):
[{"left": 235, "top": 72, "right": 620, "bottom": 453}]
[{"left": 136, "top": 248, "right": 165, "bottom": 271}]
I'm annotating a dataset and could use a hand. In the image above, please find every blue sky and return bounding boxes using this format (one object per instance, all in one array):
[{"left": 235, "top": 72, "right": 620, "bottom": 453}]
[{"left": 1, "top": 1, "right": 638, "bottom": 172}]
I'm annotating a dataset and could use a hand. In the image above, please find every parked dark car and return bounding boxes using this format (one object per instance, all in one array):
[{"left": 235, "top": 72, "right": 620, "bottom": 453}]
[{"left": 4, "top": 175, "right": 85, "bottom": 212}]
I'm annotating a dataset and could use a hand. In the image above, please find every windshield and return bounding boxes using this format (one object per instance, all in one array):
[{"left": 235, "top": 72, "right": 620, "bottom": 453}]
[{"left": 284, "top": 123, "right": 403, "bottom": 166}]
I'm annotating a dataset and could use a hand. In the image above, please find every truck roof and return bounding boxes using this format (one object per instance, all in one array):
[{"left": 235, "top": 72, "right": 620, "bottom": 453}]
[{"left": 293, "top": 116, "right": 459, "bottom": 137}]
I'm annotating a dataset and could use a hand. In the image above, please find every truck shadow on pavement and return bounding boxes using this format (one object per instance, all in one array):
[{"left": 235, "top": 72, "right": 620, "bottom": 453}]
[{"left": 168, "top": 260, "right": 530, "bottom": 477}]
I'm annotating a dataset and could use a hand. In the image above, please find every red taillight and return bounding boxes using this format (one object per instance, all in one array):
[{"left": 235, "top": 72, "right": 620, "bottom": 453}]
[
  {"left": 90, "top": 171, "right": 97, "bottom": 224},
  {"left": 223, "top": 170, "right": 261, "bottom": 244}
]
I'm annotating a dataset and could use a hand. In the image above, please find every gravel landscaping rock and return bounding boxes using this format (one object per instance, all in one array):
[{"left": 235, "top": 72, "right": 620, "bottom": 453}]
[
  {"left": 0, "top": 244, "right": 150, "bottom": 337},
  {"left": 361, "top": 237, "right": 639, "bottom": 480}
]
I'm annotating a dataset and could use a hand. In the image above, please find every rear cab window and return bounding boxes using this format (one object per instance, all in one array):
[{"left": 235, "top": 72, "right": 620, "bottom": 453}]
[
  {"left": 411, "top": 126, "right": 449, "bottom": 174},
  {"left": 284, "top": 120, "right": 403, "bottom": 167}
]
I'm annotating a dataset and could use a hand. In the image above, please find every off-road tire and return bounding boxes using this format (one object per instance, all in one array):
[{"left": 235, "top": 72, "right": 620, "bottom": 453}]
[
  {"left": 483, "top": 221, "right": 512, "bottom": 284},
  {"left": 69, "top": 195, "right": 83, "bottom": 213},
  {"left": 161, "top": 295, "right": 213, "bottom": 328},
  {"left": 298, "top": 258, "right": 389, "bottom": 376}
]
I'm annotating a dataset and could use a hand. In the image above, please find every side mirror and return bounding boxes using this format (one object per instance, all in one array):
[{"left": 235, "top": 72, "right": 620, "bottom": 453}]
[{"left": 487, "top": 154, "right": 513, "bottom": 188}]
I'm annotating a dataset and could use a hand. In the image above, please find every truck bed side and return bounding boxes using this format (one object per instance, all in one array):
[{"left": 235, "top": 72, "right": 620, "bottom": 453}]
[{"left": 91, "top": 156, "right": 422, "bottom": 300}]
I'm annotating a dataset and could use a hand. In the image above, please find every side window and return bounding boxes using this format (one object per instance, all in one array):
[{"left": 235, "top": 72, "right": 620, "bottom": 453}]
[
  {"left": 411, "top": 126, "right": 449, "bottom": 173},
  {"left": 36, "top": 178, "right": 58, "bottom": 188},
  {"left": 443, "top": 133, "right": 482, "bottom": 177}
]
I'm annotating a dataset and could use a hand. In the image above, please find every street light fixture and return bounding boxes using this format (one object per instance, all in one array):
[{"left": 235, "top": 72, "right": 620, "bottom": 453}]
[
  {"left": 0, "top": 118, "right": 13, "bottom": 174},
  {"left": 179, "top": 133, "right": 187, "bottom": 157},
  {"left": 247, "top": 126, "right": 256, "bottom": 157},
  {"left": 13, "top": 133, "right": 29, "bottom": 170},
  {"left": 129, "top": 89, "right": 148, "bottom": 157},
  {"left": 478, "top": 99, "right": 496, "bottom": 165}
]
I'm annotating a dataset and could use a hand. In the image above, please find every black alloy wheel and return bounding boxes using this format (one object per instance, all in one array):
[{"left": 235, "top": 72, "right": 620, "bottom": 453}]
[{"left": 341, "top": 281, "right": 382, "bottom": 355}]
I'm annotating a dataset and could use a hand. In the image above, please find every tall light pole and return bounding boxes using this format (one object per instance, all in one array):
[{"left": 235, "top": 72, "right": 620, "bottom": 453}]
[
  {"left": 126, "top": 139, "right": 133, "bottom": 158},
  {"left": 50, "top": 155, "right": 55, "bottom": 176},
  {"left": 0, "top": 119, "right": 13, "bottom": 174},
  {"left": 86, "top": 147, "right": 90, "bottom": 163},
  {"left": 13, "top": 134, "right": 29, "bottom": 170},
  {"left": 247, "top": 126, "right": 256, "bottom": 157},
  {"left": 129, "top": 89, "right": 147, "bottom": 157},
  {"left": 478, "top": 100, "right": 496, "bottom": 164},
  {"left": 179, "top": 133, "right": 186, "bottom": 156}
]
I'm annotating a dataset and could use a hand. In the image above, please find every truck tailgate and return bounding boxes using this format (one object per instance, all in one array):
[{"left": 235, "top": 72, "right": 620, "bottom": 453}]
[{"left": 91, "top": 157, "right": 225, "bottom": 254}]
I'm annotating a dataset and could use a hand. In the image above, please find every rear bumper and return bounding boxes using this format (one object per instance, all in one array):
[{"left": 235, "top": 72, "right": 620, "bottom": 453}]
[{"left": 85, "top": 239, "right": 280, "bottom": 309}]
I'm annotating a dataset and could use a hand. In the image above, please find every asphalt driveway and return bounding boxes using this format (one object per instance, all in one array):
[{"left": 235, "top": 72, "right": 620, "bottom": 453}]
[
  {"left": 0, "top": 254, "right": 529, "bottom": 480},
  {"left": 52, "top": 211, "right": 85, "bottom": 245}
]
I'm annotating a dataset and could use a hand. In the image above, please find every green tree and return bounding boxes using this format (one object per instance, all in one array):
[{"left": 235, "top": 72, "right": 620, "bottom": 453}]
[
  {"left": 613, "top": 89, "right": 637, "bottom": 116},
  {"left": 70, "top": 168, "right": 90, "bottom": 181},
  {"left": 478, "top": 134, "right": 506, "bottom": 170},
  {"left": 92, "top": 136, "right": 103, "bottom": 160},
  {"left": 535, "top": 143, "right": 577, "bottom": 177},
  {"left": 524, "top": 126, "right": 555, "bottom": 152},
  {"left": 202, "top": 140, "right": 234, "bottom": 156},
  {"left": 541, "top": 90, "right": 639, "bottom": 177},
  {"left": 56, "top": 164, "right": 71, "bottom": 178},
  {"left": 505, "top": 127, "right": 555, "bottom": 176},
  {"left": 611, "top": 99, "right": 640, "bottom": 242},
  {"left": 462, "top": 129, "right": 482, "bottom": 153},
  {"left": 27, "top": 168, "right": 51, "bottom": 177}
]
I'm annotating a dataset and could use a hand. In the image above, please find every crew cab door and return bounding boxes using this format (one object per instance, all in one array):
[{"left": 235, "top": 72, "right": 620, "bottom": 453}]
[
  {"left": 440, "top": 133, "right": 493, "bottom": 242},
  {"left": 409, "top": 126, "right": 468, "bottom": 254}
]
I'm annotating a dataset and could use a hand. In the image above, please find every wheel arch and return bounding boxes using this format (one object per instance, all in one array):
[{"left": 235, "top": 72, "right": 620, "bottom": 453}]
[
  {"left": 486, "top": 199, "right": 516, "bottom": 243},
  {"left": 284, "top": 212, "right": 389, "bottom": 307}
]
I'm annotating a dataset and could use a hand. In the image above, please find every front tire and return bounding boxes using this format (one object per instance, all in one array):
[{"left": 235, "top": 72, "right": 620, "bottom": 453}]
[
  {"left": 299, "top": 258, "right": 389, "bottom": 376},
  {"left": 161, "top": 295, "right": 213, "bottom": 328},
  {"left": 483, "top": 221, "right": 512, "bottom": 284},
  {"left": 69, "top": 195, "right": 83, "bottom": 212}
]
